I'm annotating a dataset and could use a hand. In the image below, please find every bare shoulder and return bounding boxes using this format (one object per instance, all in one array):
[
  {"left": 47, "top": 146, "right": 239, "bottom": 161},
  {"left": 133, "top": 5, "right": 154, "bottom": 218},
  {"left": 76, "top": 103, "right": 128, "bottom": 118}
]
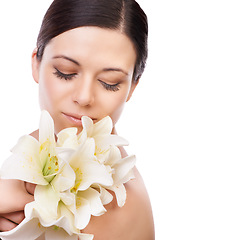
[{"left": 83, "top": 167, "right": 155, "bottom": 240}]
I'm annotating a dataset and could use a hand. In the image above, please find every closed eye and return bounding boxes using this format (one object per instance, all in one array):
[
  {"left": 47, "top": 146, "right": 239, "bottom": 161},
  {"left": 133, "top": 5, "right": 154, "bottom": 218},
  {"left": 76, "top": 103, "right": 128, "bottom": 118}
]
[
  {"left": 98, "top": 80, "right": 121, "bottom": 92},
  {"left": 53, "top": 68, "right": 77, "bottom": 81}
]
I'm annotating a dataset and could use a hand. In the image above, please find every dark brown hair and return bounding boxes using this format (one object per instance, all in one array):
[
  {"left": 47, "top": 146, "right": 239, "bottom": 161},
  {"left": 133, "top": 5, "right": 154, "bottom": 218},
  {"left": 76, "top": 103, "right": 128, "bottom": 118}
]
[{"left": 36, "top": 0, "right": 148, "bottom": 82}]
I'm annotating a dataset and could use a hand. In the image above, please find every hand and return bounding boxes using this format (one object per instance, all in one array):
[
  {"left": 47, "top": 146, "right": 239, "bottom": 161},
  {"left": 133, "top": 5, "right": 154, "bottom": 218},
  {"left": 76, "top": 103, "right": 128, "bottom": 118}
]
[{"left": 0, "top": 179, "right": 35, "bottom": 231}]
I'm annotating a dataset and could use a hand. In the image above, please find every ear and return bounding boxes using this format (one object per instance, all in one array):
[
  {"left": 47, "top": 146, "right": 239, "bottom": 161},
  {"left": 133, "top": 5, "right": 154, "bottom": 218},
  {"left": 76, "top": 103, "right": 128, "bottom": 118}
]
[
  {"left": 126, "top": 79, "right": 140, "bottom": 102},
  {"left": 32, "top": 48, "right": 40, "bottom": 84}
]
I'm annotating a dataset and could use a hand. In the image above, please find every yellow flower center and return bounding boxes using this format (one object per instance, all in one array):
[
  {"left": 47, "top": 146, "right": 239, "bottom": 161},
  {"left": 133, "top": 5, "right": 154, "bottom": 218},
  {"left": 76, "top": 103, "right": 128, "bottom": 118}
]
[
  {"left": 76, "top": 197, "right": 82, "bottom": 208},
  {"left": 71, "top": 168, "right": 83, "bottom": 193},
  {"left": 40, "top": 139, "right": 59, "bottom": 183},
  {"left": 53, "top": 226, "right": 60, "bottom": 231}
]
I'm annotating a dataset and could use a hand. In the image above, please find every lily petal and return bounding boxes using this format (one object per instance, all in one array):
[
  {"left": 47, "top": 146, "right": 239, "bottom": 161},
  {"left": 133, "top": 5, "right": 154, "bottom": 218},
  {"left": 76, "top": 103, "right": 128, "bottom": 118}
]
[
  {"left": 118, "top": 169, "right": 135, "bottom": 185},
  {"left": 99, "top": 186, "right": 113, "bottom": 205},
  {"left": 93, "top": 116, "right": 113, "bottom": 135},
  {"left": 81, "top": 116, "right": 94, "bottom": 137},
  {"left": 104, "top": 145, "right": 121, "bottom": 166},
  {"left": 70, "top": 138, "right": 95, "bottom": 165},
  {"left": 77, "top": 160, "right": 113, "bottom": 191},
  {"left": 55, "top": 202, "right": 79, "bottom": 235},
  {"left": 56, "top": 147, "right": 76, "bottom": 162},
  {"left": 57, "top": 128, "right": 79, "bottom": 149},
  {"left": 113, "top": 155, "right": 136, "bottom": 185},
  {"left": 34, "top": 184, "right": 60, "bottom": 222},
  {"left": 78, "top": 234, "right": 94, "bottom": 240},
  {"left": 39, "top": 110, "right": 55, "bottom": 145},
  {"left": 0, "top": 153, "right": 48, "bottom": 185},
  {"left": 45, "top": 227, "right": 80, "bottom": 240},
  {"left": 52, "top": 162, "right": 76, "bottom": 192},
  {"left": 0, "top": 217, "right": 43, "bottom": 240},
  {"left": 78, "top": 188, "right": 106, "bottom": 216},
  {"left": 59, "top": 191, "right": 76, "bottom": 207},
  {"left": 75, "top": 196, "right": 91, "bottom": 230},
  {"left": 69, "top": 139, "right": 113, "bottom": 191},
  {"left": 11, "top": 135, "right": 40, "bottom": 160},
  {"left": 107, "top": 184, "right": 127, "bottom": 207},
  {"left": 25, "top": 202, "right": 94, "bottom": 240},
  {"left": 96, "top": 135, "right": 129, "bottom": 150},
  {"left": 26, "top": 202, "right": 76, "bottom": 235}
]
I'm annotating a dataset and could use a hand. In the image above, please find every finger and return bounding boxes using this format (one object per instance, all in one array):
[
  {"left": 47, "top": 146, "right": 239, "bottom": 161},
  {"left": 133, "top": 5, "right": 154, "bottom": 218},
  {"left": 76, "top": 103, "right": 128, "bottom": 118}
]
[
  {"left": 1, "top": 211, "right": 25, "bottom": 225},
  {"left": 0, "top": 180, "right": 34, "bottom": 213},
  {"left": 25, "top": 182, "right": 36, "bottom": 195},
  {"left": 0, "top": 192, "right": 34, "bottom": 214},
  {"left": 0, "top": 217, "right": 18, "bottom": 232}
]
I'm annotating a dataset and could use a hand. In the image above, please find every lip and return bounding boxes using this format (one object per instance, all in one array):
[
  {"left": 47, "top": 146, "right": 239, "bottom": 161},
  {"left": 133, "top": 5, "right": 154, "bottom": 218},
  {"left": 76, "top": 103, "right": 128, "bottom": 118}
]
[{"left": 62, "top": 112, "right": 95, "bottom": 126}]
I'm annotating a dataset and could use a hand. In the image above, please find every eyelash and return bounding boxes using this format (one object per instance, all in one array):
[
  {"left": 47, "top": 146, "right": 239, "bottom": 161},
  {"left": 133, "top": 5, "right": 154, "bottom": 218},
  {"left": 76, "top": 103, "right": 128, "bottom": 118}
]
[
  {"left": 53, "top": 68, "right": 77, "bottom": 81},
  {"left": 98, "top": 80, "right": 121, "bottom": 92},
  {"left": 53, "top": 68, "right": 120, "bottom": 92}
]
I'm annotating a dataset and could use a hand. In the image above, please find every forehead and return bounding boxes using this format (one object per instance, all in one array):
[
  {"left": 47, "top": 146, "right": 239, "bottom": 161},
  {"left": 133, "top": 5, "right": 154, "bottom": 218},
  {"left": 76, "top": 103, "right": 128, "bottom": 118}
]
[{"left": 43, "top": 27, "right": 137, "bottom": 71}]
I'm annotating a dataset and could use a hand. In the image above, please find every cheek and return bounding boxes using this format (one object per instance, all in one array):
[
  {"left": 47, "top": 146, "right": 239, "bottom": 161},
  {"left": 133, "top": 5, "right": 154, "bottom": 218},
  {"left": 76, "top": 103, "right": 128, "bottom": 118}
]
[
  {"left": 110, "top": 101, "right": 126, "bottom": 126},
  {"left": 99, "top": 88, "right": 130, "bottom": 125},
  {"left": 39, "top": 72, "right": 64, "bottom": 111}
]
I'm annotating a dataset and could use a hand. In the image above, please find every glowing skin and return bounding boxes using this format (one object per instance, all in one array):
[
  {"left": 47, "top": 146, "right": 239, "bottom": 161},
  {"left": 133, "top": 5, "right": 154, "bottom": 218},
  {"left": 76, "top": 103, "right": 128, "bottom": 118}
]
[
  {"left": 0, "top": 26, "right": 155, "bottom": 239},
  {"left": 32, "top": 27, "right": 138, "bottom": 134}
]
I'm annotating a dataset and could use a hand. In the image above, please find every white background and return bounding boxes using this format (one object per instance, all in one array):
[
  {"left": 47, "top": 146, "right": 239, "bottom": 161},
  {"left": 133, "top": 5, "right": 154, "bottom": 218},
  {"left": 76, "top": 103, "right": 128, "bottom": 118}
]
[{"left": 1, "top": 0, "right": 244, "bottom": 239}]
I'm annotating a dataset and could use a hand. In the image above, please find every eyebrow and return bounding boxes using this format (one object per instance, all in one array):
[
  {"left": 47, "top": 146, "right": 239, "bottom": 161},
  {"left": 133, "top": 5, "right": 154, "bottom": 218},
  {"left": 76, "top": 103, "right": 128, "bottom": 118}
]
[
  {"left": 52, "top": 55, "right": 80, "bottom": 66},
  {"left": 102, "top": 68, "right": 129, "bottom": 76},
  {"left": 53, "top": 55, "right": 128, "bottom": 75}
]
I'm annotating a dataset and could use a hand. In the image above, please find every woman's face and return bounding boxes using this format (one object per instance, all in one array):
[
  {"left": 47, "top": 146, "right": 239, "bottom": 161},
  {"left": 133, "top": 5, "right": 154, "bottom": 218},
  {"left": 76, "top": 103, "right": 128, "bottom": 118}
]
[{"left": 32, "top": 27, "right": 137, "bottom": 134}]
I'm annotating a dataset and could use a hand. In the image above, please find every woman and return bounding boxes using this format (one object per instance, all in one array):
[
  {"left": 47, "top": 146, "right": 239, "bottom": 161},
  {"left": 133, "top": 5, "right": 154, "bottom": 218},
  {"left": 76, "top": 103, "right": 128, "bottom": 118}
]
[{"left": 0, "top": 0, "right": 154, "bottom": 239}]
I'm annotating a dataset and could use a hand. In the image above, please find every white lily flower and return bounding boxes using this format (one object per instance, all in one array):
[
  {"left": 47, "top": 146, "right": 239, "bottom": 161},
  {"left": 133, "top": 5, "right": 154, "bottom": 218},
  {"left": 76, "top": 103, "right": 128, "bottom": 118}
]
[
  {"left": 0, "top": 111, "right": 86, "bottom": 238},
  {"left": 65, "top": 138, "right": 112, "bottom": 229},
  {"left": 57, "top": 116, "right": 136, "bottom": 207},
  {"left": 0, "top": 110, "right": 63, "bottom": 185},
  {"left": 0, "top": 112, "right": 136, "bottom": 240},
  {"left": 57, "top": 116, "right": 129, "bottom": 161},
  {"left": 28, "top": 185, "right": 100, "bottom": 238},
  {"left": 66, "top": 137, "right": 113, "bottom": 192},
  {"left": 80, "top": 116, "right": 129, "bottom": 163},
  {"left": 27, "top": 119, "right": 111, "bottom": 232},
  {"left": 0, "top": 110, "right": 79, "bottom": 223},
  {"left": 80, "top": 117, "right": 136, "bottom": 207},
  {"left": 57, "top": 127, "right": 80, "bottom": 149},
  {"left": 58, "top": 134, "right": 113, "bottom": 230},
  {"left": 0, "top": 201, "right": 94, "bottom": 240},
  {"left": 33, "top": 162, "right": 76, "bottom": 224},
  {"left": 73, "top": 187, "right": 106, "bottom": 230},
  {"left": 97, "top": 145, "right": 136, "bottom": 207}
]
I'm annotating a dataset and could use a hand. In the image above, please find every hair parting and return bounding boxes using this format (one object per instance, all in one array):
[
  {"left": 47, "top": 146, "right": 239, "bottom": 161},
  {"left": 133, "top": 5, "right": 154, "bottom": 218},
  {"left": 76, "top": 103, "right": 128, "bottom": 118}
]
[{"left": 36, "top": 0, "right": 148, "bottom": 82}]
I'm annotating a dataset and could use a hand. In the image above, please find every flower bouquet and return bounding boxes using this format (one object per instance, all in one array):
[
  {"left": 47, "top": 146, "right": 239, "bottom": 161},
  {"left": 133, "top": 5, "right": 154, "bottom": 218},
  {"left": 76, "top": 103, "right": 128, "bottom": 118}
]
[{"left": 0, "top": 111, "right": 136, "bottom": 240}]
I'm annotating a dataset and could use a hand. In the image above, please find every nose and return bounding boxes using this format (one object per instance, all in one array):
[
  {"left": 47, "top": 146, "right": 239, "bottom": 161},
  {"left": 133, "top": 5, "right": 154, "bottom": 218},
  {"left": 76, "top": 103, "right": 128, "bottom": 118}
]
[{"left": 72, "top": 76, "right": 95, "bottom": 107}]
